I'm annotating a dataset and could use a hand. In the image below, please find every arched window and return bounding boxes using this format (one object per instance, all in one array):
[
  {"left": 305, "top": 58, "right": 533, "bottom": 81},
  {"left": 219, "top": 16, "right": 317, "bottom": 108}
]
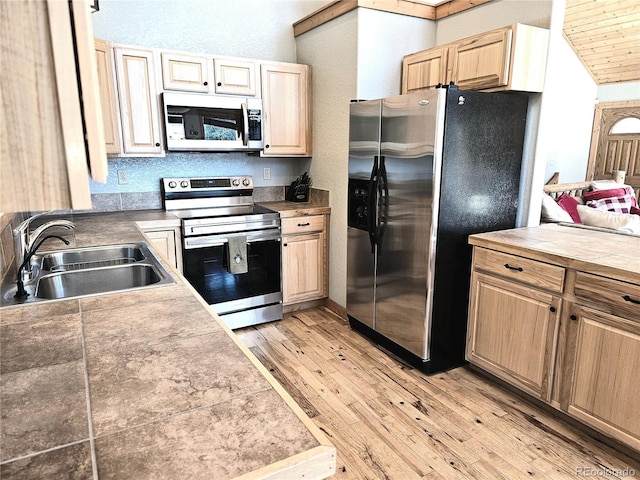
[{"left": 610, "top": 117, "right": 640, "bottom": 135}]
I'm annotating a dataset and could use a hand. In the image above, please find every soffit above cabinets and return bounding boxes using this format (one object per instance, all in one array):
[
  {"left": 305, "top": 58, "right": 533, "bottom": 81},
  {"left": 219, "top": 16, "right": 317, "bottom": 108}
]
[
  {"left": 293, "top": 0, "right": 493, "bottom": 36},
  {"left": 563, "top": 0, "right": 640, "bottom": 85}
]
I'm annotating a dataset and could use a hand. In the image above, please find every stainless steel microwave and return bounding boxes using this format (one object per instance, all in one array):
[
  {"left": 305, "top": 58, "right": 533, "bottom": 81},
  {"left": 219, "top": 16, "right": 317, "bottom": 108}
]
[{"left": 163, "top": 92, "right": 263, "bottom": 152}]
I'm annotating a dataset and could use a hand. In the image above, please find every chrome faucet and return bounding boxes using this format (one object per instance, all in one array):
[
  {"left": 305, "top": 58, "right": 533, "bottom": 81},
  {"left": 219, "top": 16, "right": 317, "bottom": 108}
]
[{"left": 13, "top": 212, "right": 75, "bottom": 281}]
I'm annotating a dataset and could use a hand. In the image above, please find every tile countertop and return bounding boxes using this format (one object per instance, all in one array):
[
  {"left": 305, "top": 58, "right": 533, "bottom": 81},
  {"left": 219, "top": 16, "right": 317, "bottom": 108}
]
[
  {"left": 0, "top": 211, "right": 336, "bottom": 480},
  {"left": 258, "top": 201, "right": 331, "bottom": 218},
  {"left": 468, "top": 223, "right": 640, "bottom": 285}
]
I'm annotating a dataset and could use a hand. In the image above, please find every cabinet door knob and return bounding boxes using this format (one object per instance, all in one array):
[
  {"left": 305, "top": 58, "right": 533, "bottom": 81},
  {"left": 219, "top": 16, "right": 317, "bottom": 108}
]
[
  {"left": 217, "top": 82, "right": 222, "bottom": 86},
  {"left": 283, "top": 243, "right": 287, "bottom": 247},
  {"left": 549, "top": 306, "right": 556, "bottom": 313},
  {"left": 570, "top": 314, "right": 577, "bottom": 321},
  {"left": 155, "top": 142, "right": 160, "bottom": 147},
  {"left": 265, "top": 144, "right": 270, "bottom": 149},
  {"left": 504, "top": 263, "right": 523, "bottom": 272},
  {"left": 203, "top": 81, "right": 208, "bottom": 86}
]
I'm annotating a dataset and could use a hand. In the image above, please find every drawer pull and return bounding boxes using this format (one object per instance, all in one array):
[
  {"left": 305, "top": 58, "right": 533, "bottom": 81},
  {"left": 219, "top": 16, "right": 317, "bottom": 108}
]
[
  {"left": 504, "top": 263, "right": 523, "bottom": 272},
  {"left": 622, "top": 295, "right": 640, "bottom": 305},
  {"left": 298, "top": 222, "right": 311, "bottom": 227}
]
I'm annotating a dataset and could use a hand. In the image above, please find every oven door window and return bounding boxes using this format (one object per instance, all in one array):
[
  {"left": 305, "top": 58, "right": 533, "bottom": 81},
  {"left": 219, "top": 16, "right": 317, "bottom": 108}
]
[{"left": 183, "top": 239, "right": 280, "bottom": 305}]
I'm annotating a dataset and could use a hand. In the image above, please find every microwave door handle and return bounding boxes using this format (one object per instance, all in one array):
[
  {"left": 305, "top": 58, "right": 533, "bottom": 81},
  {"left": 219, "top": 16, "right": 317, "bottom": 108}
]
[{"left": 241, "top": 103, "right": 249, "bottom": 146}]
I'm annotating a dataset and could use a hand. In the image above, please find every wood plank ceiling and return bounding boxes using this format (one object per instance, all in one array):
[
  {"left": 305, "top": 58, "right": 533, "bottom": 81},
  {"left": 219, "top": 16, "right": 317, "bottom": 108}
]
[{"left": 563, "top": 0, "right": 640, "bottom": 85}]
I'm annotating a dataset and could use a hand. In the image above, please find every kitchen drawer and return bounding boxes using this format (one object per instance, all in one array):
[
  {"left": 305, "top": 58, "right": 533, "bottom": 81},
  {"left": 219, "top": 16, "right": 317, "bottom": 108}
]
[
  {"left": 282, "top": 215, "right": 324, "bottom": 235},
  {"left": 574, "top": 272, "right": 640, "bottom": 319},
  {"left": 473, "top": 247, "right": 565, "bottom": 293}
]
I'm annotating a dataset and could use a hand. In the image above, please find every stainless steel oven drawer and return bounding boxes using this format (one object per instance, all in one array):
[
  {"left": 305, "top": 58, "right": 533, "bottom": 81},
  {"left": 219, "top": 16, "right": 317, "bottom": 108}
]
[{"left": 217, "top": 302, "right": 283, "bottom": 330}]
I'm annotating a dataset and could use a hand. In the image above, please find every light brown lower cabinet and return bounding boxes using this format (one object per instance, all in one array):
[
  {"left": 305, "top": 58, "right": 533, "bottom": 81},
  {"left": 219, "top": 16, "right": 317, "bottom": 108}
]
[
  {"left": 140, "top": 227, "right": 183, "bottom": 273},
  {"left": 281, "top": 214, "right": 328, "bottom": 305},
  {"left": 467, "top": 246, "right": 640, "bottom": 452},
  {"left": 466, "top": 272, "right": 561, "bottom": 401},
  {"left": 561, "top": 305, "right": 640, "bottom": 451}
]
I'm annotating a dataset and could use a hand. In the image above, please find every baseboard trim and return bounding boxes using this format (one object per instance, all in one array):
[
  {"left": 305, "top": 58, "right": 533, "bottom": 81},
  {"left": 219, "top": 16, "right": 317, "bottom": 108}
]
[
  {"left": 284, "top": 299, "right": 325, "bottom": 314},
  {"left": 324, "top": 298, "right": 347, "bottom": 321}
]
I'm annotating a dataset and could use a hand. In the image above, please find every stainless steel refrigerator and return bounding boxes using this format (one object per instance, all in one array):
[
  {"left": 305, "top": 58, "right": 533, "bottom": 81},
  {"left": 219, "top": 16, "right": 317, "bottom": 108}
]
[{"left": 346, "top": 87, "right": 528, "bottom": 374}]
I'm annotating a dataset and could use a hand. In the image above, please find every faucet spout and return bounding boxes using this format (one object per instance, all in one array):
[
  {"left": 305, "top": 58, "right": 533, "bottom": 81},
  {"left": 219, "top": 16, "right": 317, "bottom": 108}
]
[
  {"left": 13, "top": 214, "right": 76, "bottom": 282},
  {"left": 27, "top": 219, "right": 75, "bottom": 252}
]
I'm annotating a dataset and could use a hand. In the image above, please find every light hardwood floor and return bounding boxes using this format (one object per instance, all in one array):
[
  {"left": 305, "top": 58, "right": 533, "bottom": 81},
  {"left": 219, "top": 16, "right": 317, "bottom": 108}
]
[{"left": 235, "top": 307, "right": 640, "bottom": 480}]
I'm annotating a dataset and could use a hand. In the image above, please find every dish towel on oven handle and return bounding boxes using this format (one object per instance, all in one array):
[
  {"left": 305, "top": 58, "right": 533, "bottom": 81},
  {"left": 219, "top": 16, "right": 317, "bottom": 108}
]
[{"left": 227, "top": 235, "right": 248, "bottom": 274}]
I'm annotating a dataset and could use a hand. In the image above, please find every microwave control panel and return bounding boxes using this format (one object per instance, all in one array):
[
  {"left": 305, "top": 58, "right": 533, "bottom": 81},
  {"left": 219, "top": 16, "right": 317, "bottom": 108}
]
[{"left": 248, "top": 110, "right": 262, "bottom": 141}]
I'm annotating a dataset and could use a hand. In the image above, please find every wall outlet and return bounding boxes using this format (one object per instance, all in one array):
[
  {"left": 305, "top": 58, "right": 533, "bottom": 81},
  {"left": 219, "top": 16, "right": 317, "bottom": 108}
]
[
  {"left": 117, "top": 170, "right": 129, "bottom": 185},
  {"left": 263, "top": 167, "right": 271, "bottom": 180}
]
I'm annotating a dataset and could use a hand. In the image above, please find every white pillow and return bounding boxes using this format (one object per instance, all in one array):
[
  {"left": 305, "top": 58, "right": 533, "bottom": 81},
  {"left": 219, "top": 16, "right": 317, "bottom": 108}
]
[
  {"left": 576, "top": 205, "right": 640, "bottom": 234},
  {"left": 541, "top": 193, "right": 574, "bottom": 223},
  {"left": 591, "top": 180, "right": 633, "bottom": 191}
]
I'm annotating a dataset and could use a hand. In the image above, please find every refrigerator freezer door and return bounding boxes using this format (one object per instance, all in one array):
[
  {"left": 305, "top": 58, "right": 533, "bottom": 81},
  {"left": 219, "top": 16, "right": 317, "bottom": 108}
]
[
  {"left": 346, "top": 226, "right": 376, "bottom": 328},
  {"left": 346, "top": 100, "right": 381, "bottom": 329},
  {"left": 374, "top": 91, "right": 440, "bottom": 359}
]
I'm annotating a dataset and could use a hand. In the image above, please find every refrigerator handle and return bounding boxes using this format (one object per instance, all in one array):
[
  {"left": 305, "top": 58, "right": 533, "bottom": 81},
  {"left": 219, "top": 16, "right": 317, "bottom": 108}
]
[
  {"left": 377, "top": 155, "right": 389, "bottom": 251},
  {"left": 367, "top": 156, "right": 379, "bottom": 254}
]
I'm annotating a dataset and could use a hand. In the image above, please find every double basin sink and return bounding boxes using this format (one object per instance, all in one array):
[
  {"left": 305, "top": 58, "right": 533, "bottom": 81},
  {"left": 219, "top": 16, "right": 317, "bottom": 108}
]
[{"left": 1, "top": 243, "right": 174, "bottom": 306}]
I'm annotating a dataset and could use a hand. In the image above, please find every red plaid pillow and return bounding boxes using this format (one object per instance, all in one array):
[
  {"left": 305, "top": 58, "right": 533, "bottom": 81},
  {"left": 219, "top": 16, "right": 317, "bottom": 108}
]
[
  {"left": 583, "top": 187, "right": 629, "bottom": 202},
  {"left": 584, "top": 187, "right": 637, "bottom": 214}
]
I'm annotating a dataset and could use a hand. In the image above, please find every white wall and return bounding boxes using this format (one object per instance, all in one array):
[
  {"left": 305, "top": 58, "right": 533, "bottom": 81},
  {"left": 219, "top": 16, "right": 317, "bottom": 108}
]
[
  {"left": 356, "top": 8, "right": 436, "bottom": 100},
  {"left": 92, "top": 0, "right": 325, "bottom": 62},
  {"left": 435, "top": 0, "right": 551, "bottom": 43},
  {"left": 597, "top": 81, "right": 640, "bottom": 102},
  {"left": 296, "top": 11, "right": 358, "bottom": 309},
  {"left": 296, "top": 9, "right": 435, "bottom": 307},
  {"left": 543, "top": 36, "right": 597, "bottom": 184}
]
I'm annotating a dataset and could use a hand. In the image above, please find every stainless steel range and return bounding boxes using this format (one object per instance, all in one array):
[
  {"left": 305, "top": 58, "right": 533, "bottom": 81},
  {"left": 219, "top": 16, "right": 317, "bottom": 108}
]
[{"left": 162, "top": 176, "right": 282, "bottom": 329}]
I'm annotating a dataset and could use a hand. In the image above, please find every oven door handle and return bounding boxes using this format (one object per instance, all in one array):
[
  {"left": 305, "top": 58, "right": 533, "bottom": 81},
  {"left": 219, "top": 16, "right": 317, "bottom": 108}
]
[{"left": 184, "top": 232, "right": 281, "bottom": 249}]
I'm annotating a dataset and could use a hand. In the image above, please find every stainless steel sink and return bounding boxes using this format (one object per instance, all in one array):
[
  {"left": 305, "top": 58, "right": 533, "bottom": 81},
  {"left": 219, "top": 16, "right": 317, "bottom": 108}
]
[
  {"left": 1, "top": 242, "right": 174, "bottom": 306},
  {"left": 40, "top": 244, "right": 146, "bottom": 272},
  {"left": 35, "top": 264, "right": 164, "bottom": 299}
]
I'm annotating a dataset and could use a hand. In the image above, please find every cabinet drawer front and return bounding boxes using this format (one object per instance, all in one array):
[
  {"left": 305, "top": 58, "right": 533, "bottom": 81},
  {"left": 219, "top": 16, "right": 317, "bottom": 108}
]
[
  {"left": 282, "top": 215, "right": 324, "bottom": 235},
  {"left": 574, "top": 272, "right": 640, "bottom": 319},
  {"left": 474, "top": 248, "right": 565, "bottom": 293}
]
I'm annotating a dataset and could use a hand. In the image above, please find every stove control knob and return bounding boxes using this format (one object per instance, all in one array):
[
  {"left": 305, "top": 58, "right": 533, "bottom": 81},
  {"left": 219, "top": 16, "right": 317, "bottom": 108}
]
[
  {"left": 242, "top": 178, "right": 250, "bottom": 186},
  {"left": 168, "top": 181, "right": 177, "bottom": 188},
  {"left": 180, "top": 180, "right": 189, "bottom": 188},
  {"left": 232, "top": 179, "right": 240, "bottom": 187}
]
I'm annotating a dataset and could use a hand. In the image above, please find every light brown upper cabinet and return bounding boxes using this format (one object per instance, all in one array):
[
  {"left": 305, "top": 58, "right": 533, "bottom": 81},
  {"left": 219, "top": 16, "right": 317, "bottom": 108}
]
[
  {"left": 161, "top": 52, "right": 211, "bottom": 93},
  {"left": 401, "top": 46, "right": 450, "bottom": 94},
  {"left": 95, "top": 39, "right": 122, "bottom": 155},
  {"left": 452, "top": 27, "right": 512, "bottom": 90},
  {"left": 114, "top": 47, "right": 163, "bottom": 155},
  {"left": 402, "top": 24, "right": 549, "bottom": 94},
  {"left": 214, "top": 58, "right": 257, "bottom": 96},
  {"left": 1, "top": 0, "right": 107, "bottom": 213},
  {"left": 160, "top": 52, "right": 257, "bottom": 96},
  {"left": 260, "top": 62, "right": 312, "bottom": 157}
]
